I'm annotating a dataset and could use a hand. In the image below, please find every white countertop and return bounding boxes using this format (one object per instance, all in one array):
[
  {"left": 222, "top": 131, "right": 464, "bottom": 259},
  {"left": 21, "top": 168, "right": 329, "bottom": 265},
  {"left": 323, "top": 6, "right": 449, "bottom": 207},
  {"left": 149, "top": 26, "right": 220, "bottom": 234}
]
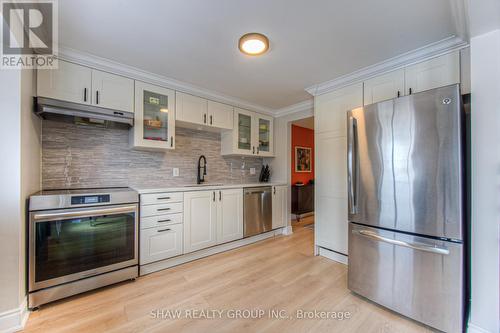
[{"left": 132, "top": 182, "right": 287, "bottom": 194}]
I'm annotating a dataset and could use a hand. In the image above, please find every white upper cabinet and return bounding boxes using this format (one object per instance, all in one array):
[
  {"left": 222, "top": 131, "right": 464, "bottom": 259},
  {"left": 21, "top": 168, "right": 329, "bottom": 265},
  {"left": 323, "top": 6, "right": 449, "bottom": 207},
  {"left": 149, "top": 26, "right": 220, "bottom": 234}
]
[
  {"left": 37, "top": 60, "right": 92, "bottom": 105},
  {"left": 221, "top": 108, "right": 274, "bottom": 157},
  {"left": 363, "top": 69, "right": 405, "bottom": 105},
  {"left": 216, "top": 189, "right": 243, "bottom": 244},
  {"left": 131, "top": 81, "right": 176, "bottom": 150},
  {"left": 255, "top": 113, "right": 273, "bottom": 157},
  {"left": 38, "top": 59, "right": 134, "bottom": 113},
  {"left": 176, "top": 92, "right": 208, "bottom": 126},
  {"left": 208, "top": 101, "right": 233, "bottom": 130},
  {"left": 183, "top": 190, "right": 218, "bottom": 254},
  {"left": 405, "top": 51, "right": 460, "bottom": 95},
  {"left": 91, "top": 70, "right": 134, "bottom": 112}
]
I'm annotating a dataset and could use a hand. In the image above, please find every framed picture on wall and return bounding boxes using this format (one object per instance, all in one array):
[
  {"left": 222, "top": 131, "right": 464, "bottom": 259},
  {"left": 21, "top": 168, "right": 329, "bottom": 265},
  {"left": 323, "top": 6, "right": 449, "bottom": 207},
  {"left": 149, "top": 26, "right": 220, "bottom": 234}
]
[{"left": 295, "top": 146, "right": 312, "bottom": 172}]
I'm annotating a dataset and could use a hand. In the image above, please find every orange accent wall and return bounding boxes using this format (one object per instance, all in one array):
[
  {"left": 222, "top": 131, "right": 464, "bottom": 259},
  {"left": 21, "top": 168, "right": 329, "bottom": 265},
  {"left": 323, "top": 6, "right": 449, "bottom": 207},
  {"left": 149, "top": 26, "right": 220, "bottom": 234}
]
[{"left": 291, "top": 125, "right": 314, "bottom": 185}]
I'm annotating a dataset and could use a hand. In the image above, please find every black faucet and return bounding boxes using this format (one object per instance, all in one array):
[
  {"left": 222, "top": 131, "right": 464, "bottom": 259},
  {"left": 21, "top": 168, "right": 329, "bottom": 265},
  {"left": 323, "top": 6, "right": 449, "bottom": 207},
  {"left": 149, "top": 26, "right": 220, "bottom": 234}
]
[{"left": 197, "top": 155, "right": 207, "bottom": 184}]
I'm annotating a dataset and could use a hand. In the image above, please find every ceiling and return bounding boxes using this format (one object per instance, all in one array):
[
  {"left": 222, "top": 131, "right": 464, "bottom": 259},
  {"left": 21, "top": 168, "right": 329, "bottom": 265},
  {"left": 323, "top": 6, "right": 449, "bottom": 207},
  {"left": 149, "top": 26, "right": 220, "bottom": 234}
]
[
  {"left": 58, "top": 0, "right": 459, "bottom": 111},
  {"left": 292, "top": 117, "right": 314, "bottom": 130}
]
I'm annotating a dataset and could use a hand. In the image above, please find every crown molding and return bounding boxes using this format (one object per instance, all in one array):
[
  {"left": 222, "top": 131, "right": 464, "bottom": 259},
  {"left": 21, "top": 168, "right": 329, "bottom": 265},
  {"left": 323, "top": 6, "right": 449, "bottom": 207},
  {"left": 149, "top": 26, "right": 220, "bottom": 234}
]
[
  {"left": 305, "top": 35, "right": 469, "bottom": 96},
  {"left": 274, "top": 99, "right": 313, "bottom": 118},
  {"left": 57, "top": 46, "right": 275, "bottom": 115}
]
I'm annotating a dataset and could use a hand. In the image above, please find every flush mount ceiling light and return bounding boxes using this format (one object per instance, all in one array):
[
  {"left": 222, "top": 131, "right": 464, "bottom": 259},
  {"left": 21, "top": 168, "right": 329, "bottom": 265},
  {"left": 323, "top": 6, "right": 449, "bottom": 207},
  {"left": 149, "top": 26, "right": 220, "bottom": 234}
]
[{"left": 238, "top": 33, "right": 269, "bottom": 56}]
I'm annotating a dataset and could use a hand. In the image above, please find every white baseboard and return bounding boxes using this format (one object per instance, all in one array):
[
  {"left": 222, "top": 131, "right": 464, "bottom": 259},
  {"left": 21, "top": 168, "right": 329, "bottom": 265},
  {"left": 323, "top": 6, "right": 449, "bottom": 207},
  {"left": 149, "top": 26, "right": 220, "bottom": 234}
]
[
  {"left": 468, "top": 322, "right": 492, "bottom": 333},
  {"left": 317, "top": 247, "right": 348, "bottom": 265},
  {"left": 281, "top": 225, "right": 293, "bottom": 235},
  {"left": 0, "top": 298, "right": 29, "bottom": 333},
  {"left": 140, "top": 229, "right": 284, "bottom": 275}
]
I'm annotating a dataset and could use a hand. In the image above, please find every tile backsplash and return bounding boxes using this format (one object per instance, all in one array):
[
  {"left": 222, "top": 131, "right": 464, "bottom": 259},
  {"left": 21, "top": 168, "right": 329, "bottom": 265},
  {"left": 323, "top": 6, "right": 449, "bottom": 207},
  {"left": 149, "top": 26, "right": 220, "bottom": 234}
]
[{"left": 41, "top": 120, "right": 263, "bottom": 189}]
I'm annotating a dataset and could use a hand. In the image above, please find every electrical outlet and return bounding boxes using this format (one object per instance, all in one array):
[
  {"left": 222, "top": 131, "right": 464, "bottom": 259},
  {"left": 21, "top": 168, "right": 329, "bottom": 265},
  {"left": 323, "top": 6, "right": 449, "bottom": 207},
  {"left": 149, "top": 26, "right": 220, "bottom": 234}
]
[
  {"left": 173, "top": 168, "right": 179, "bottom": 177},
  {"left": 250, "top": 167, "right": 256, "bottom": 175}
]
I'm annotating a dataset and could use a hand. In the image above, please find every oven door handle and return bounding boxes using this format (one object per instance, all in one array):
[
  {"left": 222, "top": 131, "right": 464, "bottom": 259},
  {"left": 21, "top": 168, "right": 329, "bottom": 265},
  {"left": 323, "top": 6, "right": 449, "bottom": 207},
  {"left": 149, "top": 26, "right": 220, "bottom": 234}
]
[{"left": 32, "top": 205, "right": 137, "bottom": 222}]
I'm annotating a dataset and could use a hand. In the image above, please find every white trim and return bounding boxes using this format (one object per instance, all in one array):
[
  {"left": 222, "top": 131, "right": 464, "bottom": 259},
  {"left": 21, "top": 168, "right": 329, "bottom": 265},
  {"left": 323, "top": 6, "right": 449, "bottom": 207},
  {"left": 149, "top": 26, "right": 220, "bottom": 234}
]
[
  {"left": 318, "top": 247, "right": 348, "bottom": 265},
  {"left": 274, "top": 99, "right": 313, "bottom": 117},
  {"left": 305, "top": 36, "right": 469, "bottom": 96},
  {"left": 140, "top": 229, "right": 284, "bottom": 275},
  {"left": 0, "top": 298, "right": 29, "bottom": 333},
  {"left": 57, "top": 46, "right": 275, "bottom": 115},
  {"left": 281, "top": 225, "right": 293, "bottom": 235},
  {"left": 468, "top": 322, "right": 492, "bottom": 333}
]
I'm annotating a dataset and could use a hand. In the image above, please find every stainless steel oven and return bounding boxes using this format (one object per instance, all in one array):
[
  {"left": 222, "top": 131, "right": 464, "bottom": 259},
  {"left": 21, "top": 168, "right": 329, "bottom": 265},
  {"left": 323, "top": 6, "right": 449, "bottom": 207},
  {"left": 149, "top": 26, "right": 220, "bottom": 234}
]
[{"left": 28, "top": 188, "right": 139, "bottom": 308}]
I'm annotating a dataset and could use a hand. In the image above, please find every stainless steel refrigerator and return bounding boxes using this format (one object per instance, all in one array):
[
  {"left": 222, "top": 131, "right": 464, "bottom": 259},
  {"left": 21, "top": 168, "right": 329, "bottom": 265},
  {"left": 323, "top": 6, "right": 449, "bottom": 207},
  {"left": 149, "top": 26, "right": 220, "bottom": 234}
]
[{"left": 347, "top": 84, "right": 464, "bottom": 333}]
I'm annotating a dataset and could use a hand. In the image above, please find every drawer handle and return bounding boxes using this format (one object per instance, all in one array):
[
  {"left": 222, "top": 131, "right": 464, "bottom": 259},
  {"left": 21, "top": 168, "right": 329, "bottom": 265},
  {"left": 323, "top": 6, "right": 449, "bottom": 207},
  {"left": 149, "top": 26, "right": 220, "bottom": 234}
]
[
  {"left": 157, "top": 208, "right": 171, "bottom": 211},
  {"left": 158, "top": 219, "right": 171, "bottom": 223},
  {"left": 157, "top": 197, "right": 171, "bottom": 200},
  {"left": 157, "top": 228, "right": 171, "bottom": 233},
  {"left": 355, "top": 229, "right": 450, "bottom": 255}
]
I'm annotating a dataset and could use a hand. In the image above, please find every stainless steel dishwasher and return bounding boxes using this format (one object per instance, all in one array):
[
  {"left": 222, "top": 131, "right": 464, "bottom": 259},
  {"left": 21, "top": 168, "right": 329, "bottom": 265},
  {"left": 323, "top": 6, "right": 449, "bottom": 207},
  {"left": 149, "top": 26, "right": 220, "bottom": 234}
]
[{"left": 244, "top": 186, "right": 272, "bottom": 237}]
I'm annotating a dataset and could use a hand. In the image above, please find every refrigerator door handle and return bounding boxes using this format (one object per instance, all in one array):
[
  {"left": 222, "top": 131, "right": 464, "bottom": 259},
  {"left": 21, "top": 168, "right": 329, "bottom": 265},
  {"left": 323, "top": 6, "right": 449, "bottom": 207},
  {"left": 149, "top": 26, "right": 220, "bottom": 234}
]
[
  {"left": 355, "top": 229, "right": 450, "bottom": 255},
  {"left": 348, "top": 116, "right": 358, "bottom": 214}
]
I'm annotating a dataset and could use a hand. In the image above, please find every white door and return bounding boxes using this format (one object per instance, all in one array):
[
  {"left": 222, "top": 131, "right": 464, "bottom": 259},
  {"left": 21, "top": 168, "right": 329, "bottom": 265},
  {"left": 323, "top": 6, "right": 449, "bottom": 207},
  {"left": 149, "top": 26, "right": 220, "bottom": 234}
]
[
  {"left": 314, "top": 83, "right": 362, "bottom": 256},
  {"left": 140, "top": 224, "right": 183, "bottom": 264},
  {"left": 405, "top": 51, "right": 460, "bottom": 95},
  {"left": 175, "top": 92, "right": 208, "bottom": 126},
  {"left": 363, "top": 69, "right": 405, "bottom": 105},
  {"left": 216, "top": 189, "right": 243, "bottom": 244},
  {"left": 272, "top": 185, "right": 287, "bottom": 229},
  {"left": 91, "top": 70, "right": 134, "bottom": 112},
  {"left": 37, "top": 60, "right": 92, "bottom": 105},
  {"left": 132, "top": 81, "right": 176, "bottom": 150},
  {"left": 254, "top": 113, "right": 274, "bottom": 157},
  {"left": 208, "top": 101, "right": 233, "bottom": 129},
  {"left": 183, "top": 190, "right": 217, "bottom": 253}
]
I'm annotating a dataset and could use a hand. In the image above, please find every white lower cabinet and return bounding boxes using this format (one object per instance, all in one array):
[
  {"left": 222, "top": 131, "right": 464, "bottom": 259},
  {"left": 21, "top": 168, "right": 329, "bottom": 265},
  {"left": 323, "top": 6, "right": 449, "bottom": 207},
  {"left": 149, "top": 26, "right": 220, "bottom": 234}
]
[
  {"left": 272, "top": 185, "right": 287, "bottom": 229},
  {"left": 217, "top": 189, "right": 243, "bottom": 244},
  {"left": 140, "top": 224, "right": 183, "bottom": 264},
  {"left": 183, "top": 190, "right": 218, "bottom": 253}
]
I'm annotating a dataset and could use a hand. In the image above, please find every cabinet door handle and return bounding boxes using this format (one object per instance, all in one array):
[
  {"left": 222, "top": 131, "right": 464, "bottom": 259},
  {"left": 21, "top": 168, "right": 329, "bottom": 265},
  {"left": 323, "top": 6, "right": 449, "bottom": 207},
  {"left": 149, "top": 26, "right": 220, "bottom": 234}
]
[
  {"left": 170, "top": 136, "right": 173, "bottom": 148},
  {"left": 256, "top": 147, "right": 260, "bottom": 154},
  {"left": 158, "top": 219, "right": 171, "bottom": 223},
  {"left": 203, "top": 114, "right": 207, "bottom": 124},
  {"left": 397, "top": 90, "right": 400, "bottom": 98},
  {"left": 409, "top": 88, "right": 412, "bottom": 95},
  {"left": 213, "top": 191, "right": 216, "bottom": 202},
  {"left": 157, "top": 228, "right": 171, "bottom": 233},
  {"left": 252, "top": 146, "right": 255, "bottom": 154},
  {"left": 95, "top": 90, "right": 99, "bottom": 104},
  {"left": 84, "top": 88, "right": 88, "bottom": 102},
  {"left": 219, "top": 191, "right": 221, "bottom": 201},
  {"left": 210, "top": 115, "right": 213, "bottom": 125}
]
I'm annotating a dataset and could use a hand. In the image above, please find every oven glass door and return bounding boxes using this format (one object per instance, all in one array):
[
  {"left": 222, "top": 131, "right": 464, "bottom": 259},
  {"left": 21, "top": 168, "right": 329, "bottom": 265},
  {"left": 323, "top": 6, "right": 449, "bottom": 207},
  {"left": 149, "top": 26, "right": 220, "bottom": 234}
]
[{"left": 30, "top": 204, "right": 138, "bottom": 291}]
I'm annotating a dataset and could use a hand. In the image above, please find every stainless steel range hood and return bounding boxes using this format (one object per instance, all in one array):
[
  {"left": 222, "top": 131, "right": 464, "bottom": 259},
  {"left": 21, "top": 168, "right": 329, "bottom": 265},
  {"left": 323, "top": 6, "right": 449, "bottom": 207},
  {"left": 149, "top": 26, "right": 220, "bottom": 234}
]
[{"left": 35, "top": 97, "right": 134, "bottom": 126}]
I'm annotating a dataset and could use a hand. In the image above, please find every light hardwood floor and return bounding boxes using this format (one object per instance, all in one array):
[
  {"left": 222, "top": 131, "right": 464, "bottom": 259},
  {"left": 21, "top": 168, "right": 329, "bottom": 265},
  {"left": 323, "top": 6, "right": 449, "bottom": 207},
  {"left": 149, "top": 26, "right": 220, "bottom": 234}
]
[{"left": 24, "top": 217, "right": 432, "bottom": 333}]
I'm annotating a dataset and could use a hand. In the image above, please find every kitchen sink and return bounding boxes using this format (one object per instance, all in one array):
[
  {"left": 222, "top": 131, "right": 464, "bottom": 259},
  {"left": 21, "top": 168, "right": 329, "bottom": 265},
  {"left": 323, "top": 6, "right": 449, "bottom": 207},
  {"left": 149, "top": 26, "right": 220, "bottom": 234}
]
[{"left": 182, "top": 183, "right": 224, "bottom": 187}]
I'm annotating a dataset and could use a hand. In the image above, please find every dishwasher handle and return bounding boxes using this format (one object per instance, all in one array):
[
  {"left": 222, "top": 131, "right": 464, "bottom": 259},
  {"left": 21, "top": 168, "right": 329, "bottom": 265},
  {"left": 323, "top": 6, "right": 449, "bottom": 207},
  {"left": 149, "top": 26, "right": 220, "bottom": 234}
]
[{"left": 245, "top": 187, "right": 272, "bottom": 195}]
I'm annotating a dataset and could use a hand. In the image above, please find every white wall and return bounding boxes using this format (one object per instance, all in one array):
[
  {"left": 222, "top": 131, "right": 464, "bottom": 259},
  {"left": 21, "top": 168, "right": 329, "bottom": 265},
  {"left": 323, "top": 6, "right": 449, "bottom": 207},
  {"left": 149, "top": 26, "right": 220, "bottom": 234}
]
[
  {"left": 0, "top": 67, "right": 39, "bottom": 331},
  {"left": 266, "top": 106, "right": 313, "bottom": 229},
  {"left": 468, "top": 29, "right": 500, "bottom": 333}
]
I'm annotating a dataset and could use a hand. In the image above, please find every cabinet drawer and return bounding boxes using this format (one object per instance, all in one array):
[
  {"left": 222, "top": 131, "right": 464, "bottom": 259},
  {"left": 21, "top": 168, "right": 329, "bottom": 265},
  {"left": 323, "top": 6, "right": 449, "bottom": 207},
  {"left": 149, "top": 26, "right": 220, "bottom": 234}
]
[
  {"left": 141, "top": 213, "right": 183, "bottom": 230},
  {"left": 140, "top": 224, "right": 183, "bottom": 264},
  {"left": 141, "top": 192, "right": 183, "bottom": 205},
  {"left": 141, "top": 202, "right": 183, "bottom": 217}
]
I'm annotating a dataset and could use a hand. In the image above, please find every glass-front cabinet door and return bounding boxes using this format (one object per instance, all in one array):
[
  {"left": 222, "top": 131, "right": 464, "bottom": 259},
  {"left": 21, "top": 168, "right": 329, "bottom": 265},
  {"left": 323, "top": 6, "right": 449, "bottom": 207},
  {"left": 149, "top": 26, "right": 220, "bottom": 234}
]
[
  {"left": 255, "top": 114, "right": 273, "bottom": 156},
  {"left": 234, "top": 108, "right": 256, "bottom": 155},
  {"left": 132, "top": 81, "right": 175, "bottom": 150}
]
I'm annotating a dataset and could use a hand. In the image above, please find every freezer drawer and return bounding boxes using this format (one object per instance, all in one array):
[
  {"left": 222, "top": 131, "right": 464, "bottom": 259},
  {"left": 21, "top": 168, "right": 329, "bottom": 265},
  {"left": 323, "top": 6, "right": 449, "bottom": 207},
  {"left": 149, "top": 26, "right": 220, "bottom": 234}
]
[{"left": 348, "top": 223, "right": 463, "bottom": 333}]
